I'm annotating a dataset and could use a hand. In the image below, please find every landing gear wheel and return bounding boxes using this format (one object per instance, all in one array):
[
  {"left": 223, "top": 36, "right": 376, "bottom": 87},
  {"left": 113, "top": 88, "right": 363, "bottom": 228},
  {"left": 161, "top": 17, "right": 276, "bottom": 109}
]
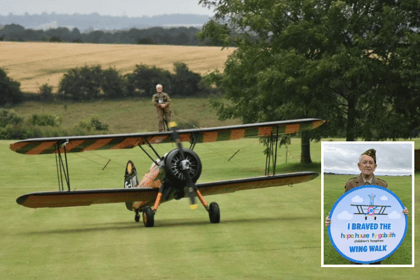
[
  {"left": 134, "top": 210, "right": 140, "bottom": 222},
  {"left": 208, "top": 202, "right": 220, "bottom": 224},
  {"left": 143, "top": 206, "right": 155, "bottom": 227}
]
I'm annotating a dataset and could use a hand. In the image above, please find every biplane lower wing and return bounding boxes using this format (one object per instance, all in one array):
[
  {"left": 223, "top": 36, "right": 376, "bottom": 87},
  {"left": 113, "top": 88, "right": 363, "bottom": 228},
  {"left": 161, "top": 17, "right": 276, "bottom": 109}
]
[
  {"left": 197, "top": 171, "right": 318, "bottom": 196},
  {"left": 17, "top": 188, "right": 159, "bottom": 208},
  {"left": 16, "top": 172, "right": 318, "bottom": 208}
]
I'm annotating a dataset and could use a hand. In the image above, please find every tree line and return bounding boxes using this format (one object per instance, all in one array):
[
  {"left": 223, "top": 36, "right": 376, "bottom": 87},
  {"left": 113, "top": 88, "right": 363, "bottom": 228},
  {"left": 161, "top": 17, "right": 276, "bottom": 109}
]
[
  {"left": 0, "top": 24, "right": 218, "bottom": 46},
  {"left": 1, "top": 62, "right": 218, "bottom": 104},
  {"left": 59, "top": 62, "right": 213, "bottom": 101}
]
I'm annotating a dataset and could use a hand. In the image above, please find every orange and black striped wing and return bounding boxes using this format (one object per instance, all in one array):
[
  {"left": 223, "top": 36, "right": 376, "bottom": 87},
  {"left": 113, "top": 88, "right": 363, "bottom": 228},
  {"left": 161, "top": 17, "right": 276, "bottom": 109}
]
[
  {"left": 16, "top": 188, "right": 159, "bottom": 208},
  {"left": 10, "top": 118, "right": 326, "bottom": 155},
  {"left": 16, "top": 172, "right": 318, "bottom": 208},
  {"left": 9, "top": 133, "right": 173, "bottom": 155},
  {"left": 197, "top": 172, "right": 318, "bottom": 196}
]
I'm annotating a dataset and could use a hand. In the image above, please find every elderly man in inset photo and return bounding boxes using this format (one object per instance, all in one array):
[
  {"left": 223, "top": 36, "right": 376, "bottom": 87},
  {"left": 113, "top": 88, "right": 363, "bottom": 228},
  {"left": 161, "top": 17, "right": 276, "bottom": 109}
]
[
  {"left": 325, "top": 148, "right": 409, "bottom": 226},
  {"left": 344, "top": 148, "right": 387, "bottom": 191}
]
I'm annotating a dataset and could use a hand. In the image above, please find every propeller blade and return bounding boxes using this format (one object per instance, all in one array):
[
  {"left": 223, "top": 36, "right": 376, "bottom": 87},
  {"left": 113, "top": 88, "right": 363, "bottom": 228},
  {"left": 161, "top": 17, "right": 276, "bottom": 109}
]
[
  {"left": 169, "top": 122, "right": 197, "bottom": 209},
  {"left": 185, "top": 169, "right": 197, "bottom": 207}
]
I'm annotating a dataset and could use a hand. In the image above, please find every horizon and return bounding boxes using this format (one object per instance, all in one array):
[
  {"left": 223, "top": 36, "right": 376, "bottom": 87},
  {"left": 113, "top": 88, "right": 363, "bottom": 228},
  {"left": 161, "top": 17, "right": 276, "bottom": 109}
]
[
  {"left": 0, "top": 11, "right": 212, "bottom": 31},
  {"left": 0, "top": 0, "right": 215, "bottom": 18},
  {"left": 0, "top": 11, "right": 212, "bottom": 18}
]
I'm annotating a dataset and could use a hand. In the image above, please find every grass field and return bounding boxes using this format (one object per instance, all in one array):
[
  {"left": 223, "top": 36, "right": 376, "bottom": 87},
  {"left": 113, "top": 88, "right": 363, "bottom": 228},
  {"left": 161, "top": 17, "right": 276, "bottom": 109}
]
[
  {"left": 11, "top": 98, "right": 241, "bottom": 134},
  {"left": 0, "top": 42, "right": 235, "bottom": 93},
  {"left": 1, "top": 136, "right": 419, "bottom": 279}
]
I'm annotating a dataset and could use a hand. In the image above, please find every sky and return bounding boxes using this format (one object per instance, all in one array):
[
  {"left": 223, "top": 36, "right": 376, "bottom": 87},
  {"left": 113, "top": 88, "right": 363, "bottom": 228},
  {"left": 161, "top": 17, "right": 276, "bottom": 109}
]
[
  {"left": 0, "top": 0, "right": 215, "bottom": 17},
  {"left": 322, "top": 142, "right": 414, "bottom": 176}
]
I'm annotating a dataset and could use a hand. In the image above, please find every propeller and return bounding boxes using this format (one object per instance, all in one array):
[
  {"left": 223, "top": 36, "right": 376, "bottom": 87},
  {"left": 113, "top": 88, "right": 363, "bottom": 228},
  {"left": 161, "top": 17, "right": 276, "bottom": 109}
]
[{"left": 169, "top": 122, "right": 198, "bottom": 209}]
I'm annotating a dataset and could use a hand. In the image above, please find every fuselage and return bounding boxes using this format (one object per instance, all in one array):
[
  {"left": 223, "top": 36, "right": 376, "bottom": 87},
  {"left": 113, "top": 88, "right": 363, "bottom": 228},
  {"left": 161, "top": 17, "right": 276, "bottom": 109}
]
[
  {"left": 126, "top": 148, "right": 202, "bottom": 211},
  {"left": 132, "top": 162, "right": 165, "bottom": 209}
]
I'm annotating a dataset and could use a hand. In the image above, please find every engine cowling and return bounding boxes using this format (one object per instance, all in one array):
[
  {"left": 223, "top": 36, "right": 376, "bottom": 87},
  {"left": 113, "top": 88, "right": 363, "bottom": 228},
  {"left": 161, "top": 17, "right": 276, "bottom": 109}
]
[{"left": 163, "top": 148, "right": 202, "bottom": 186}]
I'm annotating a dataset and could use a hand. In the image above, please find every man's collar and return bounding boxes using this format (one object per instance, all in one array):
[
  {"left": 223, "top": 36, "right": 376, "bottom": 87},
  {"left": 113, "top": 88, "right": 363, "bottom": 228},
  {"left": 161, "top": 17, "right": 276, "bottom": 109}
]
[{"left": 361, "top": 173, "right": 374, "bottom": 184}]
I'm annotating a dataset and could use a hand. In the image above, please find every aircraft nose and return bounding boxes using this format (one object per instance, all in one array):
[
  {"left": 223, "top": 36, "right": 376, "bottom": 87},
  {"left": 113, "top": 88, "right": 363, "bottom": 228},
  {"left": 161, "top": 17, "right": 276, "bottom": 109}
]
[{"left": 181, "top": 159, "right": 191, "bottom": 170}]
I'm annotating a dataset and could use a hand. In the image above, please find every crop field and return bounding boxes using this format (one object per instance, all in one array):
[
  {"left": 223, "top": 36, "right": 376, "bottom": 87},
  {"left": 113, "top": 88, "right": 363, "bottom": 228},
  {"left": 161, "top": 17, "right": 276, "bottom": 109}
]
[
  {"left": 0, "top": 42, "right": 235, "bottom": 92},
  {"left": 1, "top": 137, "right": 419, "bottom": 279}
]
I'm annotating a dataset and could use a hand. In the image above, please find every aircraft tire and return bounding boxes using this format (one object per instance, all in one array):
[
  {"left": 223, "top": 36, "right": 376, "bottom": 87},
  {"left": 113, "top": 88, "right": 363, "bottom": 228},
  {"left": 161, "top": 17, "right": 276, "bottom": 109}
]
[
  {"left": 143, "top": 206, "right": 155, "bottom": 227},
  {"left": 208, "top": 202, "right": 220, "bottom": 223}
]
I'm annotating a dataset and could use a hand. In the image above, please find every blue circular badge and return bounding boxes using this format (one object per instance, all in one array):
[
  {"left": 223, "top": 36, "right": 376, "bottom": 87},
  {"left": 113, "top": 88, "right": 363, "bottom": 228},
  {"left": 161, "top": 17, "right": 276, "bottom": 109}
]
[{"left": 328, "top": 185, "right": 407, "bottom": 264}]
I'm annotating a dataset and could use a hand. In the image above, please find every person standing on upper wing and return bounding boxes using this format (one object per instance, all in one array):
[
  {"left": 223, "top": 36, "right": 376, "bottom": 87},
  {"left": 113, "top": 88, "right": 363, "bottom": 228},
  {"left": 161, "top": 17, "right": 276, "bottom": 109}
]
[{"left": 152, "top": 84, "right": 171, "bottom": 132}]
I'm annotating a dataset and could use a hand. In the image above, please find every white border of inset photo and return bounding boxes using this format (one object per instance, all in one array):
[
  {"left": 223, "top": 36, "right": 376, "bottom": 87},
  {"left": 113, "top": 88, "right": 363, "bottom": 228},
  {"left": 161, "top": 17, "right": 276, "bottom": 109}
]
[{"left": 321, "top": 141, "right": 415, "bottom": 267}]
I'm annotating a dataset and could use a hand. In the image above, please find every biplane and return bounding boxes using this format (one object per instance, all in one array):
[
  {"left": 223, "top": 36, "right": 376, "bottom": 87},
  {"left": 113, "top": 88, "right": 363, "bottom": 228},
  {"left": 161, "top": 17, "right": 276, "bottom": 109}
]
[
  {"left": 10, "top": 118, "right": 325, "bottom": 227},
  {"left": 351, "top": 194, "right": 391, "bottom": 220}
]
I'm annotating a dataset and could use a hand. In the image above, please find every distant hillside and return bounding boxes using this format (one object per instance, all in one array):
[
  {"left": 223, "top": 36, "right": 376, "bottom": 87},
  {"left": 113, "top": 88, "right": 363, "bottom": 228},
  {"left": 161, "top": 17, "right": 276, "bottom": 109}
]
[
  {"left": 0, "top": 13, "right": 210, "bottom": 31},
  {"left": 0, "top": 24, "right": 207, "bottom": 46}
]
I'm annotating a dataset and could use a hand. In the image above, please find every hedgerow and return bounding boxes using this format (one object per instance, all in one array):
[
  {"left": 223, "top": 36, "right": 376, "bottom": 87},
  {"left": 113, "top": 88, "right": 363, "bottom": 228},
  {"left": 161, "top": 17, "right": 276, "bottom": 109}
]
[{"left": 0, "top": 109, "right": 109, "bottom": 140}]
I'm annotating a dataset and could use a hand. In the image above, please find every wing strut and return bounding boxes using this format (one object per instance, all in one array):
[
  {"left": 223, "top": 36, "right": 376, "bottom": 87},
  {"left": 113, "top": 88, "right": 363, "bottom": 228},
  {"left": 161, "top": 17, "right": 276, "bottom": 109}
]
[
  {"left": 265, "top": 127, "right": 280, "bottom": 176},
  {"left": 189, "top": 137, "right": 197, "bottom": 150},
  {"left": 145, "top": 139, "right": 162, "bottom": 159},
  {"left": 138, "top": 144, "right": 160, "bottom": 166},
  {"left": 274, "top": 126, "right": 279, "bottom": 175},
  {"left": 55, "top": 141, "right": 71, "bottom": 191},
  {"left": 138, "top": 138, "right": 166, "bottom": 165}
]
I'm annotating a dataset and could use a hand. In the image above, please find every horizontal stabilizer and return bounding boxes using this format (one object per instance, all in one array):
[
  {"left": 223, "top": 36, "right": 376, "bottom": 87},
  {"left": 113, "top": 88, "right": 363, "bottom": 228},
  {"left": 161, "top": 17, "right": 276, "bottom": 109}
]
[{"left": 10, "top": 118, "right": 325, "bottom": 155}]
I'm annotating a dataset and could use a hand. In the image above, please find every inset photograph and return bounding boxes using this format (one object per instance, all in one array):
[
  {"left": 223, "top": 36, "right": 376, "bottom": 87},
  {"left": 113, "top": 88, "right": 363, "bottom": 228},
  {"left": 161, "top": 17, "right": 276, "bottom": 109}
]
[{"left": 322, "top": 142, "right": 414, "bottom": 266}]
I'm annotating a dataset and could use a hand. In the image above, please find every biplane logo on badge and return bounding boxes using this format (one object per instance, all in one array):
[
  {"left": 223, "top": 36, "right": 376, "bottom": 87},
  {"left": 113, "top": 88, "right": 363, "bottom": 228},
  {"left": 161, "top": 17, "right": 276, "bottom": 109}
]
[{"left": 328, "top": 185, "right": 407, "bottom": 264}]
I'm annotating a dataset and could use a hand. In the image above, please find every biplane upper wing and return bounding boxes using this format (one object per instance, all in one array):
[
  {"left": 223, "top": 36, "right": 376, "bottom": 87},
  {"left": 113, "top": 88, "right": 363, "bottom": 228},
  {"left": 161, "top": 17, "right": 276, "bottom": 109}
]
[
  {"left": 16, "top": 172, "right": 318, "bottom": 208},
  {"left": 10, "top": 118, "right": 325, "bottom": 155},
  {"left": 351, "top": 204, "right": 391, "bottom": 215}
]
